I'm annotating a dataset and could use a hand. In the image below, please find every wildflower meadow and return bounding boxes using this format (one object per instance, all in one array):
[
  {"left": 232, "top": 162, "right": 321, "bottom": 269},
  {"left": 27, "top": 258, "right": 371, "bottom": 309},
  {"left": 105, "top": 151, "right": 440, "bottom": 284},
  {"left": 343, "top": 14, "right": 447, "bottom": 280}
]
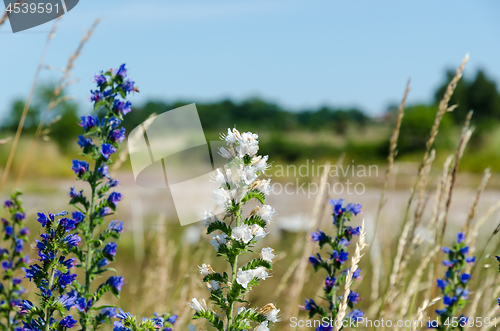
[{"left": 2, "top": 16, "right": 500, "bottom": 331}]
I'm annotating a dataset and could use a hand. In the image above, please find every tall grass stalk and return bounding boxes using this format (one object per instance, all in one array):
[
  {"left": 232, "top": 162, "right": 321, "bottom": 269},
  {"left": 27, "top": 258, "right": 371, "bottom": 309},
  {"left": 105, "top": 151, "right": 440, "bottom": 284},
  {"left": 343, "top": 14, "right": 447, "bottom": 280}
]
[
  {"left": 377, "top": 54, "right": 469, "bottom": 323},
  {"left": 0, "top": 19, "right": 60, "bottom": 196},
  {"left": 15, "top": 18, "right": 100, "bottom": 188}
]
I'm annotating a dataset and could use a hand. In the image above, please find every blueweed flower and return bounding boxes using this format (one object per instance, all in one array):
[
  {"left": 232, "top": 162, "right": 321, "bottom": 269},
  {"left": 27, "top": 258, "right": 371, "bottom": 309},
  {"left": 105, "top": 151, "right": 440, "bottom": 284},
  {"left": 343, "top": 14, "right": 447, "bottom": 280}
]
[
  {"left": 72, "top": 160, "right": 90, "bottom": 177},
  {"left": 302, "top": 199, "right": 364, "bottom": 326},
  {"left": 100, "top": 143, "right": 117, "bottom": 159},
  {"left": 189, "top": 128, "right": 279, "bottom": 330},
  {"left": 103, "top": 242, "right": 117, "bottom": 257},
  {"left": 432, "top": 232, "right": 475, "bottom": 330},
  {"left": 0, "top": 191, "right": 29, "bottom": 330},
  {"left": 21, "top": 208, "right": 80, "bottom": 331},
  {"left": 79, "top": 115, "right": 99, "bottom": 131}
]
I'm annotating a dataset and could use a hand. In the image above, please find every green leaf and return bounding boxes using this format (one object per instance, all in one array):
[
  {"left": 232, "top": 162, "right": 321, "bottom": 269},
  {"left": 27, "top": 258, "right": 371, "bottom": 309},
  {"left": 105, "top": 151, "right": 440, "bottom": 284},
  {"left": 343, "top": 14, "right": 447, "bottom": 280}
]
[
  {"left": 207, "top": 220, "right": 232, "bottom": 237},
  {"left": 193, "top": 310, "right": 224, "bottom": 331},
  {"left": 241, "top": 190, "right": 265, "bottom": 205},
  {"left": 242, "top": 258, "right": 272, "bottom": 271}
]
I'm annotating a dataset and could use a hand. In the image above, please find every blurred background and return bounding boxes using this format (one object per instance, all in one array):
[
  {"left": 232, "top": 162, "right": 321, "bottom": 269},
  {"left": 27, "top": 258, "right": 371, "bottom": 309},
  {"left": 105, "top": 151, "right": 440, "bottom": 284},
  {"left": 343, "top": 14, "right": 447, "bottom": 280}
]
[{"left": 2, "top": 1, "right": 500, "bottom": 329}]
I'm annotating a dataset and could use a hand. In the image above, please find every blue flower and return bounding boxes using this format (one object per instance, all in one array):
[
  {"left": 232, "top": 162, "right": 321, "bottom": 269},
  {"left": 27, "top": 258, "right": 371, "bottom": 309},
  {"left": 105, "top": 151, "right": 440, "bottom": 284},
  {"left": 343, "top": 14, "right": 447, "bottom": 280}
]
[
  {"left": 308, "top": 254, "right": 322, "bottom": 268},
  {"left": 63, "top": 234, "right": 81, "bottom": 248},
  {"left": 346, "top": 309, "right": 364, "bottom": 321},
  {"left": 79, "top": 115, "right": 99, "bottom": 131},
  {"left": 353, "top": 268, "right": 361, "bottom": 279},
  {"left": 497, "top": 298, "right": 500, "bottom": 307},
  {"left": 325, "top": 277, "right": 336, "bottom": 289},
  {"left": 460, "top": 273, "right": 471, "bottom": 284},
  {"left": 113, "top": 321, "right": 129, "bottom": 331},
  {"left": 56, "top": 271, "right": 77, "bottom": 288},
  {"left": 15, "top": 238, "right": 24, "bottom": 253},
  {"left": 108, "top": 179, "right": 119, "bottom": 188},
  {"left": 98, "top": 207, "right": 112, "bottom": 218},
  {"left": 100, "top": 307, "right": 117, "bottom": 318},
  {"left": 466, "top": 256, "right": 476, "bottom": 264},
  {"left": 331, "top": 249, "right": 349, "bottom": 264},
  {"left": 152, "top": 317, "right": 164, "bottom": 329},
  {"left": 97, "top": 164, "right": 109, "bottom": 178},
  {"left": 108, "top": 220, "right": 124, "bottom": 233},
  {"left": 94, "top": 74, "right": 107, "bottom": 86},
  {"left": 108, "top": 192, "right": 122, "bottom": 207},
  {"left": 19, "top": 227, "right": 29, "bottom": 236},
  {"left": 75, "top": 296, "right": 92, "bottom": 312},
  {"left": 5, "top": 226, "right": 13, "bottom": 236},
  {"left": 100, "top": 143, "right": 117, "bottom": 159},
  {"left": 110, "top": 127, "right": 126, "bottom": 143},
  {"left": 14, "top": 212, "right": 25, "bottom": 221},
  {"left": 113, "top": 99, "right": 132, "bottom": 115},
  {"left": 2, "top": 261, "right": 12, "bottom": 270},
  {"left": 69, "top": 187, "right": 83, "bottom": 199},
  {"left": 304, "top": 298, "right": 317, "bottom": 311},
  {"left": 460, "top": 246, "right": 469, "bottom": 254},
  {"left": 166, "top": 315, "right": 177, "bottom": 324},
  {"left": 346, "top": 203, "right": 362, "bottom": 216},
  {"left": 437, "top": 279, "right": 447, "bottom": 290},
  {"left": 116, "top": 64, "right": 127, "bottom": 78},
  {"left": 59, "top": 316, "right": 77, "bottom": 328},
  {"left": 4, "top": 200, "right": 13, "bottom": 208},
  {"left": 104, "top": 242, "right": 117, "bottom": 257},
  {"left": 316, "top": 324, "right": 332, "bottom": 331},
  {"left": 106, "top": 276, "right": 124, "bottom": 292},
  {"left": 311, "top": 230, "right": 327, "bottom": 242},
  {"left": 457, "top": 232, "right": 465, "bottom": 244},
  {"left": 18, "top": 300, "right": 34, "bottom": 314},
  {"left": 71, "top": 160, "right": 89, "bottom": 177},
  {"left": 347, "top": 292, "right": 360, "bottom": 304},
  {"left": 77, "top": 135, "right": 93, "bottom": 148},
  {"left": 117, "top": 309, "right": 132, "bottom": 320},
  {"left": 59, "top": 256, "right": 76, "bottom": 269},
  {"left": 442, "top": 260, "right": 453, "bottom": 267},
  {"left": 121, "top": 80, "right": 135, "bottom": 94},
  {"left": 98, "top": 258, "right": 109, "bottom": 267},
  {"left": 90, "top": 90, "right": 104, "bottom": 103},
  {"left": 72, "top": 211, "right": 85, "bottom": 225},
  {"left": 329, "top": 199, "right": 345, "bottom": 215},
  {"left": 441, "top": 246, "right": 451, "bottom": 254},
  {"left": 108, "top": 116, "right": 122, "bottom": 129},
  {"left": 443, "top": 296, "right": 457, "bottom": 306},
  {"left": 23, "top": 264, "right": 42, "bottom": 281},
  {"left": 57, "top": 293, "right": 77, "bottom": 310},
  {"left": 346, "top": 226, "right": 360, "bottom": 236}
]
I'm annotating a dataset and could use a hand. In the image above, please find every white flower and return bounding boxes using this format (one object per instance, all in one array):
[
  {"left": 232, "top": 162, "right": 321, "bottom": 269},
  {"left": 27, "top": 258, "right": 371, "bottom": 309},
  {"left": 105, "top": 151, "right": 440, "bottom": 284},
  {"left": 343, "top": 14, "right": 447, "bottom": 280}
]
[
  {"left": 188, "top": 325, "right": 197, "bottom": 331},
  {"left": 211, "top": 168, "right": 231, "bottom": 184},
  {"left": 224, "top": 128, "right": 241, "bottom": 145},
  {"left": 186, "top": 298, "right": 207, "bottom": 312},
  {"left": 259, "top": 304, "right": 281, "bottom": 323},
  {"left": 236, "top": 269, "right": 254, "bottom": 289},
  {"left": 252, "top": 155, "right": 269, "bottom": 171},
  {"left": 251, "top": 224, "right": 267, "bottom": 241},
  {"left": 213, "top": 188, "right": 232, "bottom": 208},
  {"left": 239, "top": 165, "right": 258, "bottom": 185},
  {"left": 202, "top": 210, "right": 219, "bottom": 227},
  {"left": 232, "top": 225, "right": 253, "bottom": 244},
  {"left": 198, "top": 263, "right": 214, "bottom": 276},
  {"left": 265, "top": 308, "right": 280, "bottom": 323},
  {"left": 236, "top": 141, "right": 259, "bottom": 157},
  {"left": 252, "top": 266, "right": 269, "bottom": 280},
  {"left": 257, "top": 205, "right": 276, "bottom": 222},
  {"left": 219, "top": 146, "right": 234, "bottom": 159},
  {"left": 232, "top": 188, "right": 247, "bottom": 204},
  {"left": 251, "top": 179, "right": 271, "bottom": 195},
  {"left": 254, "top": 321, "right": 270, "bottom": 331},
  {"left": 240, "top": 131, "right": 259, "bottom": 145},
  {"left": 210, "top": 233, "right": 228, "bottom": 250},
  {"left": 260, "top": 247, "right": 275, "bottom": 262},
  {"left": 206, "top": 280, "right": 220, "bottom": 291},
  {"left": 237, "top": 307, "right": 247, "bottom": 314}
]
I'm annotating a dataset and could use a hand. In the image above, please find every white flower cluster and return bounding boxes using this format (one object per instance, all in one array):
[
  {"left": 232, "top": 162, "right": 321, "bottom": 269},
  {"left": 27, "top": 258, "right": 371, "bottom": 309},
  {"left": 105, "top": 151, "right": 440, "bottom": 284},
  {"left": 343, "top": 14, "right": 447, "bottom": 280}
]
[{"left": 189, "top": 128, "right": 280, "bottom": 330}]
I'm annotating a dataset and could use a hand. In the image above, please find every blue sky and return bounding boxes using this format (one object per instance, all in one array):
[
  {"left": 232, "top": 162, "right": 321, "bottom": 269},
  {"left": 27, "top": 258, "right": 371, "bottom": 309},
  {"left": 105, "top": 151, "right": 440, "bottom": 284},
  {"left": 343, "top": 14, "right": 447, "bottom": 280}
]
[{"left": 1, "top": 0, "right": 499, "bottom": 117}]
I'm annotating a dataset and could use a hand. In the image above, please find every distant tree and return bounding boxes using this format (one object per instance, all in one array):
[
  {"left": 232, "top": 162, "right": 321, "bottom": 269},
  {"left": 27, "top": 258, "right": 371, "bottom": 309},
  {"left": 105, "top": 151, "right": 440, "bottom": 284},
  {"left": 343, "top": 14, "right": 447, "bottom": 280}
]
[
  {"left": 434, "top": 69, "right": 500, "bottom": 125},
  {"left": 398, "top": 104, "right": 454, "bottom": 154}
]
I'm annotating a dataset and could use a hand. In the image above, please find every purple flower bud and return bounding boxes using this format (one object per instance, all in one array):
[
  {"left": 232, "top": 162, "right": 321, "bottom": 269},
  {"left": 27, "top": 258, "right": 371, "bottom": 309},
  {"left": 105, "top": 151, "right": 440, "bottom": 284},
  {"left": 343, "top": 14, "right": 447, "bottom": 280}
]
[{"left": 104, "top": 242, "right": 117, "bottom": 257}]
